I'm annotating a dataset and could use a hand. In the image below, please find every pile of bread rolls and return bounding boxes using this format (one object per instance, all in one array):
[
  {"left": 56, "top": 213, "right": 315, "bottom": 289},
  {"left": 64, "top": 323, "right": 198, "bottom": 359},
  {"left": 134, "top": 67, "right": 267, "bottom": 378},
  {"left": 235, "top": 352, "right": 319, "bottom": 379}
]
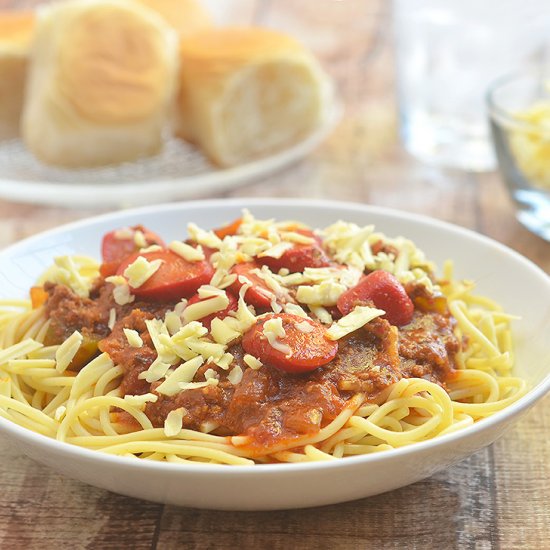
[{"left": 0, "top": 0, "right": 332, "bottom": 169}]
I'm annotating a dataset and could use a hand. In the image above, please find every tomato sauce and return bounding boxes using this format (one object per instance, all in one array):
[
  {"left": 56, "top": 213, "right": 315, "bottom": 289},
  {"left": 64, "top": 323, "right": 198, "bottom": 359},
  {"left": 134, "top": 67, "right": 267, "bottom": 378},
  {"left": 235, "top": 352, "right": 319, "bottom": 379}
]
[{"left": 45, "top": 280, "right": 459, "bottom": 453}]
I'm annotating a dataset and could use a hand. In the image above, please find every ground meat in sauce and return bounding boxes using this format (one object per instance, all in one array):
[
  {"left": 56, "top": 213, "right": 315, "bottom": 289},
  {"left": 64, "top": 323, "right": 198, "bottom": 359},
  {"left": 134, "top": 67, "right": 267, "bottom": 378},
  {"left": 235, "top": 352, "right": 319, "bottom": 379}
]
[
  {"left": 143, "top": 322, "right": 404, "bottom": 452},
  {"left": 44, "top": 279, "right": 460, "bottom": 453}
]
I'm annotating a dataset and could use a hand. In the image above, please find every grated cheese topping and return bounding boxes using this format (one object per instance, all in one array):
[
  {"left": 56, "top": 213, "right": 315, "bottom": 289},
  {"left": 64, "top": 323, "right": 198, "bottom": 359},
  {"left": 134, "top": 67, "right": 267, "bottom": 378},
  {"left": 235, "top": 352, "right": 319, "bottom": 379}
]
[
  {"left": 139, "top": 358, "right": 172, "bottom": 383},
  {"left": 108, "top": 308, "right": 116, "bottom": 330},
  {"left": 326, "top": 305, "right": 385, "bottom": 340},
  {"left": 133, "top": 230, "right": 148, "bottom": 249},
  {"left": 114, "top": 227, "right": 134, "bottom": 240},
  {"left": 106, "top": 276, "right": 135, "bottom": 306},
  {"left": 164, "top": 407, "right": 186, "bottom": 436},
  {"left": 262, "top": 317, "right": 292, "bottom": 356},
  {"left": 183, "top": 292, "right": 229, "bottom": 323},
  {"left": 296, "top": 280, "right": 346, "bottom": 307},
  {"left": 38, "top": 256, "right": 99, "bottom": 298},
  {"left": 164, "top": 311, "right": 182, "bottom": 335},
  {"left": 243, "top": 354, "right": 263, "bottom": 370},
  {"left": 169, "top": 240, "right": 205, "bottom": 262},
  {"left": 139, "top": 244, "right": 163, "bottom": 254},
  {"left": 123, "top": 256, "right": 163, "bottom": 289},
  {"left": 295, "top": 320, "right": 314, "bottom": 333},
  {"left": 210, "top": 317, "right": 240, "bottom": 345},
  {"left": 67, "top": 210, "right": 442, "bottom": 400},
  {"left": 55, "top": 330, "right": 83, "bottom": 372},
  {"left": 156, "top": 356, "right": 204, "bottom": 396},
  {"left": 228, "top": 365, "right": 243, "bottom": 385},
  {"left": 203, "top": 368, "right": 219, "bottom": 381},
  {"left": 179, "top": 379, "right": 219, "bottom": 391},
  {"left": 322, "top": 221, "right": 435, "bottom": 291},
  {"left": 123, "top": 328, "right": 143, "bottom": 348},
  {"left": 124, "top": 393, "right": 158, "bottom": 408}
]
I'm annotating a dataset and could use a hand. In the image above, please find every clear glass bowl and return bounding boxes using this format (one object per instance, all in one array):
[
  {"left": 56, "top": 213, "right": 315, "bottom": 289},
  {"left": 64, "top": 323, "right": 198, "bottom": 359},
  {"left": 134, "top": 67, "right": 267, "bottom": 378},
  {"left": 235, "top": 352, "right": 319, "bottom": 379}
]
[{"left": 487, "top": 70, "right": 550, "bottom": 241}]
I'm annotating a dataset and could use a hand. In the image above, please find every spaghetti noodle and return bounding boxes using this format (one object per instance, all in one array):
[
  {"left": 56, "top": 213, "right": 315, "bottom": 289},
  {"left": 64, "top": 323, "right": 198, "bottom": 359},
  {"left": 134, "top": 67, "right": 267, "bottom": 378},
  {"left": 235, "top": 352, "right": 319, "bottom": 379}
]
[{"left": 0, "top": 213, "right": 527, "bottom": 465}]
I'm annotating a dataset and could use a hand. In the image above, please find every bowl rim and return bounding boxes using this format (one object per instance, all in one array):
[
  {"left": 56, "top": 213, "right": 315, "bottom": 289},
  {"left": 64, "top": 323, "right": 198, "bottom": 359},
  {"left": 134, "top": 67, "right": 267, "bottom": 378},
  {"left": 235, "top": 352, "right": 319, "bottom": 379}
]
[
  {"left": 486, "top": 68, "right": 550, "bottom": 133},
  {"left": 1, "top": 197, "right": 549, "bottom": 476}
]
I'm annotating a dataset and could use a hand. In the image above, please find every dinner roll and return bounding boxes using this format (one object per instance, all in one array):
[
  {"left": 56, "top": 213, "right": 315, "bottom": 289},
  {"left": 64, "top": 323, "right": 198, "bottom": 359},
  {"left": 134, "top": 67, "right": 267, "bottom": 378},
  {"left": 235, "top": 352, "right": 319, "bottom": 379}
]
[
  {"left": 134, "top": 0, "right": 212, "bottom": 38},
  {"left": 176, "top": 27, "right": 332, "bottom": 167},
  {"left": 0, "top": 12, "right": 34, "bottom": 140},
  {"left": 21, "top": 0, "right": 178, "bottom": 168}
]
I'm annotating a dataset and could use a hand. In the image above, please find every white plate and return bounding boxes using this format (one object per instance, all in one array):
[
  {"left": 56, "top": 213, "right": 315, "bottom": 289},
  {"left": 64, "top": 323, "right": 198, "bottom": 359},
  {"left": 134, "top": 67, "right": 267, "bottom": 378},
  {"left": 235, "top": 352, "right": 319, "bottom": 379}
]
[
  {"left": 0, "top": 198, "right": 549, "bottom": 510},
  {"left": 0, "top": 105, "right": 341, "bottom": 208}
]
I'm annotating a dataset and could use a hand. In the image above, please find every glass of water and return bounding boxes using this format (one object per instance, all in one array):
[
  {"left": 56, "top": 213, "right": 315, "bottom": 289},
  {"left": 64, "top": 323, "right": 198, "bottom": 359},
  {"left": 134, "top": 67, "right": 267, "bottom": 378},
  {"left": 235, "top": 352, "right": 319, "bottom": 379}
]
[
  {"left": 393, "top": 0, "right": 550, "bottom": 172},
  {"left": 488, "top": 70, "right": 550, "bottom": 241}
]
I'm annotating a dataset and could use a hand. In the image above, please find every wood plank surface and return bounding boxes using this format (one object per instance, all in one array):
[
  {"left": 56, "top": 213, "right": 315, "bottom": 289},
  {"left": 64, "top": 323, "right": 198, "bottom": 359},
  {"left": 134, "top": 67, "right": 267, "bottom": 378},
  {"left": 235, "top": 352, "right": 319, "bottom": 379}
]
[{"left": 0, "top": 1, "right": 548, "bottom": 549}]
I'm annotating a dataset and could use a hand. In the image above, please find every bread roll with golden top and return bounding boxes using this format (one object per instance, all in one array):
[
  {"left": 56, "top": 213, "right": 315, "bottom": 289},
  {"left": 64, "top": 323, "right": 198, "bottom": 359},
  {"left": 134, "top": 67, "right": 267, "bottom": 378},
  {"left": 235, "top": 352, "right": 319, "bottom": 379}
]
[
  {"left": 176, "top": 27, "right": 332, "bottom": 167},
  {"left": 133, "top": 0, "right": 212, "bottom": 38},
  {"left": 0, "top": 12, "right": 34, "bottom": 140},
  {"left": 22, "top": 0, "right": 178, "bottom": 168}
]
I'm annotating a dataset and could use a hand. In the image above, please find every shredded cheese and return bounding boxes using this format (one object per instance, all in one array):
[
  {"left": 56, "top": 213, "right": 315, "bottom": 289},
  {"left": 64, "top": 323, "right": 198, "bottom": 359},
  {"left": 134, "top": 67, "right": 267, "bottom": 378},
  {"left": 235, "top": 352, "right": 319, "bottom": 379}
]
[
  {"left": 139, "top": 244, "right": 163, "bottom": 254},
  {"left": 296, "top": 280, "right": 346, "bottom": 306},
  {"left": 169, "top": 240, "right": 205, "bottom": 262},
  {"left": 133, "top": 230, "right": 148, "bottom": 248},
  {"left": 55, "top": 330, "right": 83, "bottom": 372},
  {"left": 295, "top": 320, "right": 314, "bottom": 333},
  {"left": 113, "top": 284, "right": 134, "bottom": 306},
  {"left": 124, "top": 393, "right": 158, "bottom": 408},
  {"left": 326, "top": 306, "right": 385, "bottom": 340},
  {"left": 123, "top": 256, "right": 163, "bottom": 289},
  {"left": 210, "top": 317, "right": 240, "bottom": 345},
  {"left": 114, "top": 227, "right": 134, "bottom": 240},
  {"left": 310, "top": 305, "right": 333, "bottom": 325},
  {"left": 139, "top": 358, "right": 172, "bottom": 383},
  {"left": 156, "top": 356, "right": 204, "bottom": 396},
  {"left": 106, "top": 276, "right": 135, "bottom": 306},
  {"left": 40, "top": 256, "right": 97, "bottom": 298},
  {"left": 108, "top": 308, "right": 116, "bottom": 330},
  {"left": 179, "top": 379, "right": 218, "bottom": 391},
  {"left": 183, "top": 292, "right": 229, "bottom": 323},
  {"left": 203, "top": 368, "right": 219, "bottom": 381},
  {"left": 164, "top": 407, "right": 186, "bottom": 437},
  {"left": 283, "top": 302, "right": 309, "bottom": 318},
  {"left": 228, "top": 365, "right": 243, "bottom": 385},
  {"left": 146, "top": 319, "right": 177, "bottom": 364},
  {"left": 263, "top": 317, "right": 292, "bottom": 356},
  {"left": 243, "top": 354, "right": 263, "bottom": 370},
  {"left": 187, "top": 223, "right": 222, "bottom": 249},
  {"left": 258, "top": 241, "right": 294, "bottom": 259},
  {"left": 164, "top": 311, "right": 182, "bottom": 335},
  {"left": 123, "top": 328, "right": 143, "bottom": 348}
]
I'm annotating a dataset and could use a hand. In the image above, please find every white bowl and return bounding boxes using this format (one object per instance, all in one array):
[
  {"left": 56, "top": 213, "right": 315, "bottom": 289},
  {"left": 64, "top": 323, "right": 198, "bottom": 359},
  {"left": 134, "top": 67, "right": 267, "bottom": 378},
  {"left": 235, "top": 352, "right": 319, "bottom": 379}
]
[{"left": 1, "top": 198, "right": 549, "bottom": 511}]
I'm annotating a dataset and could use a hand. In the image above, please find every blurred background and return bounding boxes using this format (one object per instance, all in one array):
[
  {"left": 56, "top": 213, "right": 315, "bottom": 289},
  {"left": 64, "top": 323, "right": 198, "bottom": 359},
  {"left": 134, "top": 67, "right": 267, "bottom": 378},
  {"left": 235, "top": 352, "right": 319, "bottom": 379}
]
[{"left": 0, "top": 0, "right": 549, "bottom": 257}]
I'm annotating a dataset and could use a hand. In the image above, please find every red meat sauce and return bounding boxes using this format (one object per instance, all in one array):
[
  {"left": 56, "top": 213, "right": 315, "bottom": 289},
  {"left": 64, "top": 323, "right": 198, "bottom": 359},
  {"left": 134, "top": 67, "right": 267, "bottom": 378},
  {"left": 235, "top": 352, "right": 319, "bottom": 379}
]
[{"left": 43, "top": 277, "right": 460, "bottom": 455}]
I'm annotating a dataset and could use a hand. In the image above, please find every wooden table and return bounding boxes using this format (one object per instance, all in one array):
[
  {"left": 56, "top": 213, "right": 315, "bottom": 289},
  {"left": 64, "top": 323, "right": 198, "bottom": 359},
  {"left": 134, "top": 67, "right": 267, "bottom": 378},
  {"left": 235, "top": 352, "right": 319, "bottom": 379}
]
[{"left": 0, "top": 2, "right": 549, "bottom": 548}]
